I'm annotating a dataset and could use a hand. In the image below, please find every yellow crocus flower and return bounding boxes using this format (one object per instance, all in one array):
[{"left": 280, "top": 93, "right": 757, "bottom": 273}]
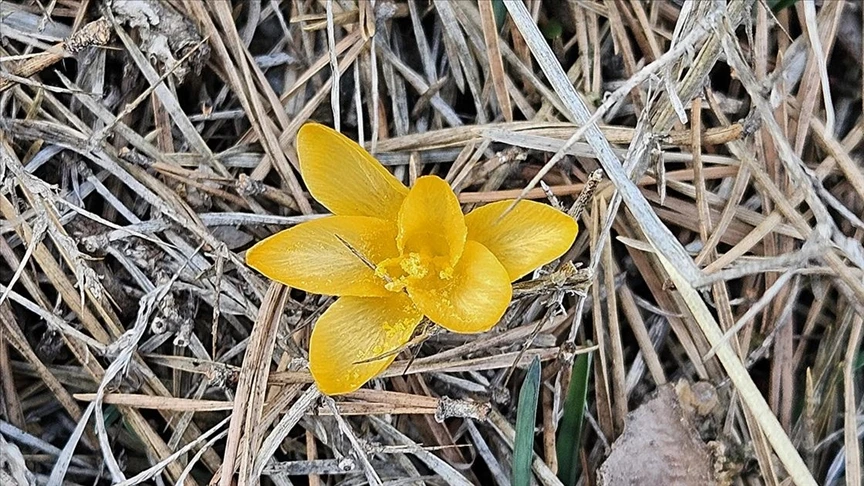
[{"left": 246, "top": 123, "right": 578, "bottom": 395}]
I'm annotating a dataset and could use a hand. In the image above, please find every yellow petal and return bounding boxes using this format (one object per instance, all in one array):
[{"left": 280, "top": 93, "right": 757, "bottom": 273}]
[
  {"left": 246, "top": 216, "right": 397, "bottom": 297},
  {"left": 397, "top": 175, "right": 466, "bottom": 267},
  {"left": 465, "top": 200, "right": 578, "bottom": 281},
  {"left": 407, "top": 240, "right": 511, "bottom": 333},
  {"left": 309, "top": 294, "right": 423, "bottom": 395},
  {"left": 296, "top": 123, "right": 408, "bottom": 220}
]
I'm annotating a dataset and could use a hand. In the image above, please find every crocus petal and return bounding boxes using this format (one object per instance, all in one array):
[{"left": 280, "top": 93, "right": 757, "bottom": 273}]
[
  {"left": 408, "top": 240, "right": 511, "bottom": 333},
  {"left": 246, "top": 216, "right": 397, "bottom": 297},
  {"left": 465, "top": 200, "right": 578, "bottom": 281},
  {"left": 297, "top": 123, "right": 408, "bottom": 220},
  {"left": 309, "top": 294, "right": 423, "bottom": 395},
  {"left": 397, "top": 175, "right": 466, "bottom": 267}
]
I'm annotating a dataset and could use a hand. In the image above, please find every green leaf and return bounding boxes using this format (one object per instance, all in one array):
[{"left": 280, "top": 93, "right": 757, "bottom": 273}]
[
  {"left": 768, "top": 0, "right": 798, "bottom": 12},
  {"left": 492, "top": 0, "right": 507, "bottom": 31},
  {"left": 541, "top": 19, "right": 563, "bottom": 40},
  {"left": 512, "top": 356, "right": 541, "bottom": 486},
  {"left": 556, "top": 348, "right": 593, "bottom": 486}
]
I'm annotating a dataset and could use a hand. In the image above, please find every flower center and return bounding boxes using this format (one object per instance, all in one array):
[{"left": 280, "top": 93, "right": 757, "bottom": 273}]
[{"left": 376, "top": 233, "right": 454, "bottom": 292}]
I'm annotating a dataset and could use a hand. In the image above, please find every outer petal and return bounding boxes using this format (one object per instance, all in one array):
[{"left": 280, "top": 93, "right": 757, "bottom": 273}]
[
  {"left": 465, "top": 200, "right": 578, "bottom": 281},
  {"left": 309, "top": 294, "right": 423, "bottom": 395},
  {"left": 397, "top": 175, "right": 467, "bottom": 266},
  {"left": 246, "top": 216, "right": 396, "bottom": 297},
  {"left": 408, "top": 240, "right": 511, "bottom": 333},
  {"left": 296, "top": 123, "right": 408, "bottom": 220}
]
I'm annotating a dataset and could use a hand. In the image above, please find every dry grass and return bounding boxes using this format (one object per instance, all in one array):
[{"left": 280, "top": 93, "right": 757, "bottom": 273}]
[{"left": 0, "top": 1, "right": 862, "bottom": 485}]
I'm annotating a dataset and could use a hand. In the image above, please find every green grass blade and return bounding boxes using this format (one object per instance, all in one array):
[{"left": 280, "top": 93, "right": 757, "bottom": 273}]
[
  {"left": 556, "top": 349, "right": 593, "bottom": 486},
  {"left": 512, "top": 356, "right": 542, "bottom": 486}
]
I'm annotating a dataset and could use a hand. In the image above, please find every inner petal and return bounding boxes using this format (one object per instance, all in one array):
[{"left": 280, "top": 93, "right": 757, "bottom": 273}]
[
  {"left": 396, "top": 176, "right": 467, "bottom": 268},
  {"left": 406, "top": 240, "right": 512, "bottom": 333},
  {"left": 401, "top": 231, "right": 451, "bottom": 258}
]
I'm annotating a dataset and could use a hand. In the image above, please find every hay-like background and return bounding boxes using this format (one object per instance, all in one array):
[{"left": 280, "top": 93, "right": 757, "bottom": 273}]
[{"left": 0, "top": 0, "right": 862, "bottom": 485}]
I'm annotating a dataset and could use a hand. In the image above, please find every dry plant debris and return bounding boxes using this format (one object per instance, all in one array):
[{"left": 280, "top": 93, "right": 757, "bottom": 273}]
[
  {"left": 0, "top": 1, "right": 861, "bottom": 485},
  {"left": 597, "top": 384, "right": 717, "bottom": 486}
]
